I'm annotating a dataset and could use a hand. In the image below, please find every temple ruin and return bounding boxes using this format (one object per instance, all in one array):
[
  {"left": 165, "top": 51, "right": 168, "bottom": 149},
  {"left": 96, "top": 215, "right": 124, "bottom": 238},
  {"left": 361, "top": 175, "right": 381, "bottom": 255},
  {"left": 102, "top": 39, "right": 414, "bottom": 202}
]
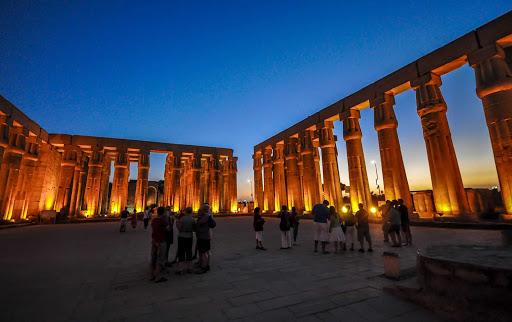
[
  {"left": 0, "top": 95, "right": 237, "bottom": 220},
  {"left": 253, "top": 11, "right": 512, "bottom": 220}
]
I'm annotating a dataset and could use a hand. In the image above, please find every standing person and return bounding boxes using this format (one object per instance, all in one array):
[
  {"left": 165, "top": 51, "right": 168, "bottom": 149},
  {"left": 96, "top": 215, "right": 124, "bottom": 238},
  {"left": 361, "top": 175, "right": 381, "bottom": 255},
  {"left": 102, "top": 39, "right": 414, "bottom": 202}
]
[
  {"left": 343, "top": 205, "right": 356, "bottom": 251},
  {"left": 130, "top": 209, "right": 138, "bottom": 230},
  {"left": 290, "top": 207, "right": 301, "bottom": 245},
  {"left": 388, "top": 200, "right": 402, "bottom": 247},
  {"left": 143, "top": 206, "right": 151, "bottom": 231},
  {"left": 195, "top": 204, "right": 215, "bottom": 274},
  {"left": 149, "top": 207, "right": 171, "bottom": 283},
  {"left": 164, "top": 208, "right": 175, "bottom": 267},
  {"left": 329, "top": 206, "right": 346, "bottom": 253},
  {"left": 169, "top": 210, "right": 184, "bottom": 265},
  {"left": 381, "top": 201, "right": 391, "bottom": 242},
  {"left": 277, "top": 205, "right": 292, "bottom": 249},
  {"left": 120, "top": 207, "right": 129, "bottom": 232},
  {"left": 313, "top": 200, "right": 331, "bottom": 254},
  {"left": 355, "top": 203, "right": 373, "bottom": 252},
  {"left": 253, "top": 207, "right": 266, "bottom": 250},
  {"left": 176, "top": 207, "right": 196, "bottom": 275},
  {"left": 398, "top": 199, "right": 412, "bottom": 246}
]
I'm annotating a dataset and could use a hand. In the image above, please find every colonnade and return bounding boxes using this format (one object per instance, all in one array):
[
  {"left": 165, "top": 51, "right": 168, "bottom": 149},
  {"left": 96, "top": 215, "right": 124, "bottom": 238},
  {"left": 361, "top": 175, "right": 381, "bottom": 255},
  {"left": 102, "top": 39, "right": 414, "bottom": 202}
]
[{"left": 253, "top": 13, "right": 512, "bottom": 218}]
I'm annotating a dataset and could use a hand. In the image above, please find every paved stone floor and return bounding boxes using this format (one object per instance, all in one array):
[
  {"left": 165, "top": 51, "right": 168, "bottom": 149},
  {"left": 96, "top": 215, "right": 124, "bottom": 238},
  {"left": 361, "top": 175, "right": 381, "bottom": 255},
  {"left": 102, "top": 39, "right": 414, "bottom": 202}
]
[{"left": 0, "top": 217, "right": 502, "bottom": 321}]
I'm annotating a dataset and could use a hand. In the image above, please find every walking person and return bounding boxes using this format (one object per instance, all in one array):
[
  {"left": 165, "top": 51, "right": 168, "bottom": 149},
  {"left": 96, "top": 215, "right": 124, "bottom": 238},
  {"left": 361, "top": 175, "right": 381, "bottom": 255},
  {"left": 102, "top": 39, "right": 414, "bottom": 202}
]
[
  {"left": 130, "top": 209, "right": 138, "bottom": 230},
  {"left": 329, "top": 206, "right": 346, "bottom": 253},
  {"left": 290, "top": 206, "right": 301, "bottom": 245},
  {"left": 343, "top": 205, "right": 356, "bottom": 251},
  {"left": 313, "top": 200, "right": 331, "bottom": 254},
  {"left": 277, "top": 205, "right": 292, "bottom": 249},
  {"left": 355, "top": 203, "right": 373, "bottom": 252},
  {"left": 380, "top": 200, "right": 391, "bottom": 242},
  {"left": 398, "top": 199, "right": 412, "bottom": 246},
  {"left": 143, "top": 206, "right": 151, "bottom": 231},
  {"left": 120, "top": 207, "right": 129, "bottom": 232},
  {"left": 388, "top": 200, "right": 402, "bottom": 247},
  {"left": 149, "top": 207, "right": 171, "bottom": 283},
  {"left": 176, "top": 207, "right": 196, "bottom": 275},
  {"left": 253, "top": 207, "right": 266, "bottom": 250}
]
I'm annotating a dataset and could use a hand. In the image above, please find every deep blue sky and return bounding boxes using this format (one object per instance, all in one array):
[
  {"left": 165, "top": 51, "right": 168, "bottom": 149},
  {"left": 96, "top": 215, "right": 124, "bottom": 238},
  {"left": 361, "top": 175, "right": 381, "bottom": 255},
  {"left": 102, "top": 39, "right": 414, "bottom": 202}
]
[{"left": 1, "top": 1, "right": 510, "bottom": 200}]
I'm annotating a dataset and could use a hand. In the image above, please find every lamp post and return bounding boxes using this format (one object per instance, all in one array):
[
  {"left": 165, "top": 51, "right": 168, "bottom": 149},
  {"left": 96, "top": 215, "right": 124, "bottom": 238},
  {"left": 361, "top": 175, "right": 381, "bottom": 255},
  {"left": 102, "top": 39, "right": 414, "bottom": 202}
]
[
  {"left": 247, "top": 179, "right": 254, "bottom": 202},
  {"left": 371, "top": 160, "right": 380, "bottom": 195}
]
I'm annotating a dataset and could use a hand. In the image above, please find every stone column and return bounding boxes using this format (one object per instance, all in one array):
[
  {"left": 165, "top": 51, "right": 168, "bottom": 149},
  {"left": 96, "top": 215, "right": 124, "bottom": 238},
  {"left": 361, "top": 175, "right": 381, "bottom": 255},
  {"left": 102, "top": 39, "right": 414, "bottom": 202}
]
[
  {"left": 98, "top": 157, "right": 111, "bottom": 214},
  {"left": 273, "top": 143, "right": 287, "bottom": 211},
  {"left": 170, "top": 153, "right": 183, "bottom": 212},
  {"left": 318, "top": 121, "right": 343, "bottom": 212},
  {"left": 210, "top": 158, "right": 221, "bottom": 213},
  {"left": 55, "top": 147, "right": 77, "bottom": 213},
  {"left": 134, "top": 152, "right": 150, "bottom": 212},
  {"left": 180, "top": 157, "right": 188, "bottom": 211},
  {"left": 12, "top": 137, "right": 39, "bottom": 220},
  {"left": 284, "top": 137, "right": 303, "bottom": 211},
  {"left": 252, "top": 151, "right": 264, "bottom": 209},
  {"left": 110, "top": 150, "right": 129, "bottom": 214},
  {"left": 83, "top": 150, "right": 104, "bottom": 216},
  {"left": 221, "top": 158, "right": 230, "bottom": 212},
  {"left": 68, "top": 151, "right": 83, "bottom": 217},
  {"left": 411, "top": 73, "right": 469, "bottom": 216},
  {"left": 190, "top": 154, "right": 202, "bottom": 212},
  {"left": 262, "top": 148, "right": 274, "bottom": 213},
  {"left": 202, "top": 157, "right": 211, "bottom": 206},
  {"left": 469, "top": 44, "right": 512, "bottom": 216},
  {"left": 300, "top": 129, "right": 322, "bottom": 211},
  {"left": 313, "top": 145, "right": 323, "bottom": 202},
  {"left": 341, "top": 110, "right": 373, "bottom": 212},
  {"left": 0, "top": 126, "right": 26, "bottom": 220},
  {"left": 370, "top": 93, "right": 413, "bottom": 210},
  {"left": 228, "top": 156, "right": 238, "bottom": 213},
  {"left": 0, "top": 115, "right": 10, "bottom": 168}
]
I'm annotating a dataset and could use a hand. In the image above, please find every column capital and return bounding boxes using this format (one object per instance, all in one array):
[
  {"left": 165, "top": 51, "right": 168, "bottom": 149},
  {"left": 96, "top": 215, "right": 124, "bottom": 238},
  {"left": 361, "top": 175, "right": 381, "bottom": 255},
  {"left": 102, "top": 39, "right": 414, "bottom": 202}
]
[
  {"left": 371, "top": 93, "right": 398, "bottom": 131},
  {"left": 410, "top": 72, "right": 442, "bottom": 89},
  {"left": 342, "top": 110, "right": 363, "bottom": 141},
  {"left": 88, "top": 150, "right": 104, "bottom": 167},
  {"left": 339, "top": 109, "right": 360, "bottom": 122},
  {"left": 138, "top": 153, "right": 150, "bottom": 169},
  {"left": 468, "top": 44, "right": 512, "bottom": 98},
  {"left": 262, "top": 148, "right": 273, "bottom": 168},
  {"left": 411, "top": 73, "right": 447, "bottom": 118},
  {"left": 300, "top": 129, "right": 316, "bottom": 155},
  {"left": 252, "top": 153, "right": 262, "bottom": 170},
  {"left": 284, "top": 137, "right": 299, "bottom": 160},
  {"left": 317, "top": 121, "right": 336, "bottom": 149},
  {"left": 273, "top": 143, "right": 285, "bottom": 164}
]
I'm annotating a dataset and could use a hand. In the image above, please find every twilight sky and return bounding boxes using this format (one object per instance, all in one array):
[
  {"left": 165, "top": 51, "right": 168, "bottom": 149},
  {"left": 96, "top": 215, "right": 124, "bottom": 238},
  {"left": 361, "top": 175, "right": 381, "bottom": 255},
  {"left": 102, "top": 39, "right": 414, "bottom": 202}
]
[{"left": 1, "top": 1, "right": 510, "bottom": 201}]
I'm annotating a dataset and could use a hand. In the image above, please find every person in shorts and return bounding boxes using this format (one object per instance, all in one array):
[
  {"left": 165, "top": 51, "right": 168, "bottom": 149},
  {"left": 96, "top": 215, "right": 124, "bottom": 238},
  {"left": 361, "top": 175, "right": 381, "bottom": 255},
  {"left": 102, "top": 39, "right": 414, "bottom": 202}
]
[
  {"left": 388, "top": 200, "right": 402, "bottom": 247},
  {"left": 343, "top": 205, "right": 356, "bottom": 251},
  {"left": 253, "top": 207, "right": 266, "bottom": 250},
  {"left": 313, "top": 200, "right": 330, "bottom": 254},
  {"left": 150, "top": 207, "right": 171, "bottom": 282},
  {"left": 329, "top": 206, "right": 346, "bottom": 253},
  {"left": 195, "top": 204, "right": 215, "bottom": 274},
  {"left": 355, "top": 203, "right": 373, "bottom": 252},
  {"left": 398, "top": 199, "right": 412, "bottom": 246},
  {"left": 176, "top": 207, "right": 196, "bottom": 275},
  {"left": 120, "top": 207, "right": 129, "bottom": 232}
]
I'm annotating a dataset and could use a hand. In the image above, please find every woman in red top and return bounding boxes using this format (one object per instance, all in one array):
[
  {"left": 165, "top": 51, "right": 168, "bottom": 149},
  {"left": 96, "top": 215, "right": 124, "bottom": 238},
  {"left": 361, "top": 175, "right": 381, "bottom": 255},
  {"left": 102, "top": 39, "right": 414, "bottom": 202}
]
[
  {"left": 253, "top": 207, "right": 266, "bottom": 250},
  {"left": 290, "top": 207, "right": 300, "bottom": 245}
]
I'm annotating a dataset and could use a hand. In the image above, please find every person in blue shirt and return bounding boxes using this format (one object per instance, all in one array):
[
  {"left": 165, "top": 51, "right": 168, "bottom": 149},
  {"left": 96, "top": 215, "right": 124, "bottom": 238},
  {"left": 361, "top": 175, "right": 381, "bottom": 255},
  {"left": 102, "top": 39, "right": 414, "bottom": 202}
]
[{"left": 312, "top": 200, "right": 330, "bottom": 254}]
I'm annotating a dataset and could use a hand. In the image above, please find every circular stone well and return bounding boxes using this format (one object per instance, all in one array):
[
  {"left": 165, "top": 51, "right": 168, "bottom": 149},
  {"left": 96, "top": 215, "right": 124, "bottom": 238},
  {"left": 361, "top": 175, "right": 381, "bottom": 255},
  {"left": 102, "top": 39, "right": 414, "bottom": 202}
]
[{"left": 417, "top": 245, "right": 512, "bottom": 306}]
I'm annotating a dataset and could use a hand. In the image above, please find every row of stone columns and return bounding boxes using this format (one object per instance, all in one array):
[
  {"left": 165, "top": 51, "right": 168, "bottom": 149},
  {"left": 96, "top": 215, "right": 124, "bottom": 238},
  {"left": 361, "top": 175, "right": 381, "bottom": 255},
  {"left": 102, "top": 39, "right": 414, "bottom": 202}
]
[
  {"left": 254, "top": 44, "right": 512, "bottom": 216},
  {"left": 163, "top": 153, "right": 238, "bottom": 213}
]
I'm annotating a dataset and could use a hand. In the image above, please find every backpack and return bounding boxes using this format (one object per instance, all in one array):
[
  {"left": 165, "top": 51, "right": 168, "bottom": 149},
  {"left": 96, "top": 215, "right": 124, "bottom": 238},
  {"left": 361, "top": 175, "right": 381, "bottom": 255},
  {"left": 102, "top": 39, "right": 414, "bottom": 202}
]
[
  {"left": 208, "top": 215, "right": 216, "bottom": 228},
  {"left": 279, "top": 212, "right": 290, "bottom": 231}
]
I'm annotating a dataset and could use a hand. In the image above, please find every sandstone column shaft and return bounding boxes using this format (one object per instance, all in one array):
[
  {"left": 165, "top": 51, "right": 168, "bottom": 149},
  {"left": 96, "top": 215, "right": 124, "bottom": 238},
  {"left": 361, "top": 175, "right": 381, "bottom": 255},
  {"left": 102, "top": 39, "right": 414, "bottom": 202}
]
[
  {"left": 371, "top": 94, "right": 413, "bottom": 210},
  {"left": 83, "top": 150, "right": 104, "bottom": 216},
  {"left": 469, "top": 44, "right": 512, "bottom": 215},
  {"left": 262, "top": 148, "right": 274, "bottom": 212},
  {"left": 318, "top": 121, "right": 343, "bottom": 212},
  {"left": 68, "top": 151, "right": 83, "bottom": 217},
  {"left": 341, "top": 110, "right": 372, "bottom": 212},
  {"left": 134, "top": 153, "right": 150, "bottom": 212},
  {"left": 190, "top": 155, "right": 202, "bottom": 212},
  {"left": 210, "top": 158, "right": 221, "bottom": 213},
  {"left": 12, "top": 137, "right": 39, "bottom": 220},
  {"left": 411, "top": 73, "right": 469, "bottom": 215},
  {"left": 285, "top": 138, "right": 303, "bottom": 211},
  {"left": 110, "top": 151, "right": 129, "bottom": 214},
  {"left": 300, "top": 129, "right": 321, "bottom": 211},
  {"left": 252, "top": 151, "right": 264, "bottom": 208},
  {"left": 228, "top": 156, "right": 238, "bottom": 213},
  {"left": 273, "top": 144, "right": 287, "bottom": 211}
]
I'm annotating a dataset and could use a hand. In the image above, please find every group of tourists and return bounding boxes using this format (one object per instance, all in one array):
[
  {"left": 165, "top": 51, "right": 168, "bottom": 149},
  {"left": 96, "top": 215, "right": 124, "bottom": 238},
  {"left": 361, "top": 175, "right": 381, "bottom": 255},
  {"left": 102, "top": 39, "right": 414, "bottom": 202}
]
[
  {"left": 119, "top": 203, "right": 216, "bottom": 283},
  {"left": 380, "top": 199, "right": 412, "bottom": 247},
  {"left": 253, "top": 198, "right": 412, "bottom": 253}
]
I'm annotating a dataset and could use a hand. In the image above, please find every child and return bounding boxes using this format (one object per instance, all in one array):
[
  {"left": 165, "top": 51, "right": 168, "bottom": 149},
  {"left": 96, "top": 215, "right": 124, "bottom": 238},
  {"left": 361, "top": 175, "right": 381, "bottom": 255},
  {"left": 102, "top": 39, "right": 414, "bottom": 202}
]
[{"left": 131, "top": 209, "right": 138, "bottom": 230}]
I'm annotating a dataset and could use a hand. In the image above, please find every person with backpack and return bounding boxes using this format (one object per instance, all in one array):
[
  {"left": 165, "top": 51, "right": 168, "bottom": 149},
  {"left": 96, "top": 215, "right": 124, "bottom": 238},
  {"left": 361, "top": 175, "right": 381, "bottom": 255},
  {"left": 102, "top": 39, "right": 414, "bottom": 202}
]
[
  {"left": 143, "top": 206, "right": 151, "bottom": 231},
  {"left": 253, "top": 207, "right": 266, "bottom": 250},
  {"left": 290, "top": 206, "right": 301, "bottom": 245},
  {"left": 277, "top": 205, "right": 292, "bottom": 249},
  {"left": 120, "top": 207, "right": 129, "bottom": 232},
  {"left": 398, "top": 199, "right": 412, "bottom": 246},
  {"left": 194, "top": 204, "right": 216, "bottom": 274}
]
